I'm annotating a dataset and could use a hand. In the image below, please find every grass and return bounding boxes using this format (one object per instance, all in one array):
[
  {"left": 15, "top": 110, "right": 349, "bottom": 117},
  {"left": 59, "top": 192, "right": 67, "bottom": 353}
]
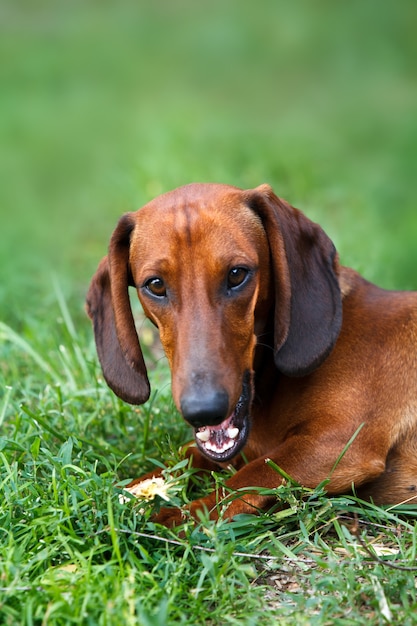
[{"left": 1, "top": 1, "right": 417, "bottom": 624}]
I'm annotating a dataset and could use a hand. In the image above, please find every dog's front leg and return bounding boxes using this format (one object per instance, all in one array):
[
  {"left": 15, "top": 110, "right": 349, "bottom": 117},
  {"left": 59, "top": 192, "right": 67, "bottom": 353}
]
[
  {"left": 151, "top": 431, "right": 388, "bottom": 527},
  {"left": 149, "top": 458, "right": 277, "bottom": 527},
  {"left": 151, "top": 456, "right": 281, "bottom": 526}
]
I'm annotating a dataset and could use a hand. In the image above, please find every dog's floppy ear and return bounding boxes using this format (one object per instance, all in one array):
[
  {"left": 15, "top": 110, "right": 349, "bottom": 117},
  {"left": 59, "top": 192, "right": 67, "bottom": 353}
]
[
  {"left": 86, "top": 214, "right": 150, "bottom": 404},
  {"left": 245, "top": 184, "right": 342, "bottom": 377}
]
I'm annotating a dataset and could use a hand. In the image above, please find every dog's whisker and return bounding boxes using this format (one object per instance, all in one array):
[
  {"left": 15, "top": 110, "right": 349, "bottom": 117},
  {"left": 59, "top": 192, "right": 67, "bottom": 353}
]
[{"left": 255, "top": 341, "right": 274, "bottom": 351}]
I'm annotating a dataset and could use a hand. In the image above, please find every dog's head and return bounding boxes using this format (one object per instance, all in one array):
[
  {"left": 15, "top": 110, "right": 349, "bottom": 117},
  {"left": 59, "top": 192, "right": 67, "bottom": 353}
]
[{"left": 87, "top": 183, "right": 342, "bottom": 462}]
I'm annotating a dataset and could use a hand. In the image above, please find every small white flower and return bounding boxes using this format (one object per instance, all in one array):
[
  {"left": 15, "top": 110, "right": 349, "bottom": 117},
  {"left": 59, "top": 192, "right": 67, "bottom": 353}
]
[{"left": 118, "top": 476, "right": 171, "bottom": 505}]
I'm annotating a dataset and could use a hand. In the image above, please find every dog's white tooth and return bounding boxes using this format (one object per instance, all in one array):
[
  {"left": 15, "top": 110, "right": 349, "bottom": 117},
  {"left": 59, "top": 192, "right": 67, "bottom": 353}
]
[
  {"left": 196, "top": 429, "right": 210, "bottom": 442},
  {"left": 227, "top": 427, "right": 239, "bottom": 440}
]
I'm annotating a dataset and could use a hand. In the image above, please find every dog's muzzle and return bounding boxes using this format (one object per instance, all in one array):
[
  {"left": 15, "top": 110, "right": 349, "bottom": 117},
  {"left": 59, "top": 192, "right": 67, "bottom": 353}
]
[{"left": 191, "top": 372, "right": 252, "bottom": 463}]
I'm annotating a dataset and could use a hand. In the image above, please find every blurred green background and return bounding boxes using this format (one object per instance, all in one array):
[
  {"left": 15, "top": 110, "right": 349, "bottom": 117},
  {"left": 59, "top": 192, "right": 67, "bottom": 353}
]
[{"left": 1, "top": 0, "right": 416, "bottom": 330}]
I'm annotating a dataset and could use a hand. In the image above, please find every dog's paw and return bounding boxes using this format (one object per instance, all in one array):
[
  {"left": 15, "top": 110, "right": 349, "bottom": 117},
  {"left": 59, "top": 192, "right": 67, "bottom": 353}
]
[
  {"left": 151, "top": 506, "right": 189, "bottom": 528},
  {"left": 151, "top": 496, "right": 218, "bottom": 528}
]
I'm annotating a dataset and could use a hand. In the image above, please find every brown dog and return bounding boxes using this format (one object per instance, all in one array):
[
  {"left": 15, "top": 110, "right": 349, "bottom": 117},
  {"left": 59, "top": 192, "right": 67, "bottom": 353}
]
[{"left": 87, "top": 183, "right": 417, "bottom": 525}]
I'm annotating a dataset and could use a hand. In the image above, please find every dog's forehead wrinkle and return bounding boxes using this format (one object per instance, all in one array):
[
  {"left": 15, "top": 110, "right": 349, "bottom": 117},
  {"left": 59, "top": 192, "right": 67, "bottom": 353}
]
[
  {"left": 136, "top": 188, "right": 264, "bottom": 243},
  {"left": 175, "top": 202, "right": 266, "bottom": 254}
]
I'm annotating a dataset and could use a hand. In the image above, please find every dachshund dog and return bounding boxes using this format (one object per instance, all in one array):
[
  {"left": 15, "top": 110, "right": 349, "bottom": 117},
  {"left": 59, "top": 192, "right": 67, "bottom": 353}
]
[{"left": 87, "top": 183, "right": 417, "bottom": 526}]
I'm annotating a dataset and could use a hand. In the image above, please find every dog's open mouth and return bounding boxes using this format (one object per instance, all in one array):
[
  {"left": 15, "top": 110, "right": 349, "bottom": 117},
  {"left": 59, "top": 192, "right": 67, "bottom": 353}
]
[{"left": 193, "top": 375, "right": 251, "bottom": 463}]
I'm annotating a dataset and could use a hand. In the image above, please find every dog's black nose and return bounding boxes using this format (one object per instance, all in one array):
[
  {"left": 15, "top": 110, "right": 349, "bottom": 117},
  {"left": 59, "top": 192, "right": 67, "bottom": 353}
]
[{"left": 180, "top": 388, "right": 229, "bottom": 428}]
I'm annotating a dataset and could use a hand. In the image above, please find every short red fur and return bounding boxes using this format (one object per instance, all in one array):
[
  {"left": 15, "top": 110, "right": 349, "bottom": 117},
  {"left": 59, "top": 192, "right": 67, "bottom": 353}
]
[{"left": 87, "top": 183, "right": 417, "bottom": 526}]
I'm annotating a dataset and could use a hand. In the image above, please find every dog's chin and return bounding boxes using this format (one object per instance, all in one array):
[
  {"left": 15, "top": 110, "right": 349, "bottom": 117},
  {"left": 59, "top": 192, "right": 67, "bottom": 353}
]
[{"left": 193, "top": 375, "right": 251, "bottom": 463}]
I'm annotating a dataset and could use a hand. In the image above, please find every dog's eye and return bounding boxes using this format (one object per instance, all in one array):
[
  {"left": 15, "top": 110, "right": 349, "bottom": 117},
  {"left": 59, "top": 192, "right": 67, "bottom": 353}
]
[
  {"left": 144, "top": 277, "right": 167, "bottom": 298},
  {"left": 227, "top": 267, "right": 249, "bottom": 290}
]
